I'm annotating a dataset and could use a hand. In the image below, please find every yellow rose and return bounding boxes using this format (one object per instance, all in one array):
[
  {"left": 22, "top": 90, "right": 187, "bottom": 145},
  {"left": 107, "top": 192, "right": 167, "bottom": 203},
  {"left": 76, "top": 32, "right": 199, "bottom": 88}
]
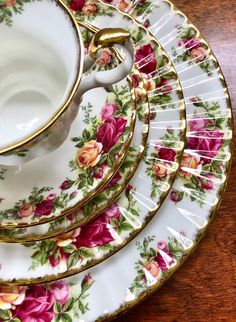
[
  {"left": 82, "top": 3, "right": 97, "bottom": 16},
  {"left": 77, "top": 140, "right": 103, "bottom": 169},
  {"left": 118, "top": 0, "right": 131, "bottom": 10},
  {"left": 144, "top": 77, "right": 156, "bottom": 92},
  {"left": 56, "top": 229, "right": 81, "bottom": 247},
  {"left": 179, "top": 153, "right": 201, "bottom": 178},
  {"left": 153, "top": 162, "right": 168, "bottom": 178},
  {"left": 144, "top": 261, "right": 161, "bottom": 277},
  {"left": 0, "top": 286, "right": 25, "bottom": 310}
]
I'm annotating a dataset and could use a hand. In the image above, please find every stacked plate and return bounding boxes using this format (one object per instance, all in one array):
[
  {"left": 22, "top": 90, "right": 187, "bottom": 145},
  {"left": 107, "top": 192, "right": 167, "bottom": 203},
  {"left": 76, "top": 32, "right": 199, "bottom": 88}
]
[{"left": 0, "top": 0, "right": 232, "bottom": 321}]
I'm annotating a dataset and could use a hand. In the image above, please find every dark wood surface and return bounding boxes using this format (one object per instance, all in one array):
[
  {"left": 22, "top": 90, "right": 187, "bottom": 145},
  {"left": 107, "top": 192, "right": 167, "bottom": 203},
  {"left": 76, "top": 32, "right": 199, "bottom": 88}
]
[{"left": 115, "top": 0, "right": 236, "bottom": 321}]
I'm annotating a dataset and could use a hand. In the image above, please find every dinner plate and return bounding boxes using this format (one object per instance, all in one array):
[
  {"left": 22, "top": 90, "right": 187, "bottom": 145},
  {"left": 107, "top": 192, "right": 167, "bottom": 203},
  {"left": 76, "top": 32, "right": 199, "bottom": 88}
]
[
  {"left": 0, "top": 7, "right": 185, "bottom": 281},
  {"left": 0, "top": 26, "right": 136, "bottom": 228},
  {"left": 0, "top": 1, "right": 232, "bottom": 321}
]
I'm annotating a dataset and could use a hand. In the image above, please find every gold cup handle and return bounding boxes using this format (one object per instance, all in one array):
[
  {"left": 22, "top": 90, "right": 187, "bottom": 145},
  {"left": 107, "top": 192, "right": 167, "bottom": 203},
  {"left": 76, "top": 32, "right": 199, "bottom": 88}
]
[{"left": 75, "top": 27, "right": 134, "bottom": 101}]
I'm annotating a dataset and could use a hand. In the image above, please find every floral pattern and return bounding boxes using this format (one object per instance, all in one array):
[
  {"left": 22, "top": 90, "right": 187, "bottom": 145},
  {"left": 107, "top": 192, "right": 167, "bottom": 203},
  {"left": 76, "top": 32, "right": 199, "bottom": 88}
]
[
  {"left": 0, "top": 0, "right": 39, "bottom": 26},
  {"left": 0, "top": 274, "right": 94, "bottom": 321},
  {"left": 26, "top": 189, "right": 139, "bottom": 271},
  {"left": 145, "top": 129, "right": 178, "bottom": 198},
  {"left": 172, "top": 26, "right": 214, "bottom": 76},
  {"left": 128, "top": 234, "right": 185, "bottom": 298},
  {"left": 0, "top": 27, "right": 134, "bottom": 225},
  {"left": 170, "top": 98, "right": 228, "bottom": 206}
]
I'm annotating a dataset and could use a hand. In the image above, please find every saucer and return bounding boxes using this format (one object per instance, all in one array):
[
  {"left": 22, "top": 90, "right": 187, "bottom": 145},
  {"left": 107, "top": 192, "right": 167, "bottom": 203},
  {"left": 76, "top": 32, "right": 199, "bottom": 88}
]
[
  {"left": 0, "top": 4, "right": 186, "bottom": 282},
  {"left": 0, "top": 31, "right": 137, "bottom": 228}
]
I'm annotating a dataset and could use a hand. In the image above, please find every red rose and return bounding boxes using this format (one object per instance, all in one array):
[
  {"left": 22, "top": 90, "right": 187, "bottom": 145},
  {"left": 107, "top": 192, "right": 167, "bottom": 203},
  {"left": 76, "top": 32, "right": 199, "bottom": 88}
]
[
  {"left": 187, "top": 130, "right": 223, "bottom": 158},
  {"left": 74, "top": 216, "right": 115, "bottom": 248},
  {"left": 15, "top": 285, "right": 54, "bottom": 322},
  {"left": 104, "top": 171, "right": 121, "bottom": 189},
  {"left": 96, "top": 117, "right": 127, "bottom": 152},
  {"left": 69, "top": 0, "right": 85, "bottom": 11},
  {"left": 155, "top": 249, "right": 174, "bottom": 271},
  {"left": 158, "top": 147, "right": 176, "bottom": 162},
  {"left": 135, "top": 44, "right": 157, "bottom": 74},
  {"left": 35, "top": 200, "right": 53, "bottom": 217},
  {"left": 131, "top": 74, "right": 139, "bottom": 88}
]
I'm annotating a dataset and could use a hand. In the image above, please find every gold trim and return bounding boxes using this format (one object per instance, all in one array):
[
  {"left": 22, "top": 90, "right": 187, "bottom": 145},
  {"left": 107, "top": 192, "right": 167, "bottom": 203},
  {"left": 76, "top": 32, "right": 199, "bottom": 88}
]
[
  {"left": 0, "top": 3, "right": 187, "bottom": 284},
  {"left": 0, "top": 0, "right": 84, "bottom": 155},
  {"left": 89, "top": 28, "right": 130, "bottom": 59},
  {"left": 0, "top": 67, "right": 149, "bottom": 242},
  {"left": 0, "top": 59, "right": 137, "bottom": 228},
  {"left": 93, "top": 1, "right": 233, "bottom": 320}
]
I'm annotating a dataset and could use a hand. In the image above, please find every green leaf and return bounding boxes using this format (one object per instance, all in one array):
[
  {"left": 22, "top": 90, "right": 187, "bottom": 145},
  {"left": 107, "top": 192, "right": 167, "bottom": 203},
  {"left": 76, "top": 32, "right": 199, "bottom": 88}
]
[
  {"left": 83, "top": 203, "right": 93, "bottom": 216},
  {"left": 82, "top": 129, "right": 91, "bottom": 140},
  {"left": 56, "top": 313, "right": 73, "bottom": 322},
  {"left": 78, "top": 247, "right": 94, "bottom": 258},
  {"left": 63, "top": 297, "right": 75, "bottom": 312},
  {"left": 118, "top": 222, "right": 133, "bottom": 232},
  {"left": 63, "top": 245, "right": 76, "bottom": 254},
  {"left": 54, "top": 301, "right": 62, "bottom": 314},
  {"left": 67, "top": 252, "right": 80, "bottom": 269},
  {"left": 12, "top": 318, "right": 21, "bottom": 322},
  {"left": 0, "top": 309, "right": 12, "bottom": 320}
]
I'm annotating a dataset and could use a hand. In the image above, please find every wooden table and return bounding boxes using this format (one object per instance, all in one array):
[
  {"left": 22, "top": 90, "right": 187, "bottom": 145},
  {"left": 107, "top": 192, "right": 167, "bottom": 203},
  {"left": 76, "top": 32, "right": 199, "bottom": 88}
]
[{"left": 115, "top": 0, "right": 236, "bottom": 321}]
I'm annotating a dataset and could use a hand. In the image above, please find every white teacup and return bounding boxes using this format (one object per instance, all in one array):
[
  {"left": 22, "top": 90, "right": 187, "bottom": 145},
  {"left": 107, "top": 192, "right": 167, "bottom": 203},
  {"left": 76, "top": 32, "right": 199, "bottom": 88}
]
[{"left": 0, "top": 0, "right": 134, "bottom": 166}]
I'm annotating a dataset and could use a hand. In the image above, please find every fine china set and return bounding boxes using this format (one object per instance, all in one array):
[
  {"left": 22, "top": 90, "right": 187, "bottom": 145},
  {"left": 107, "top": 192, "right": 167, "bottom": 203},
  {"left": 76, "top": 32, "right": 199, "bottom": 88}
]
[{"left": 0, "top": 0, "right": 232, "bottom": 321}]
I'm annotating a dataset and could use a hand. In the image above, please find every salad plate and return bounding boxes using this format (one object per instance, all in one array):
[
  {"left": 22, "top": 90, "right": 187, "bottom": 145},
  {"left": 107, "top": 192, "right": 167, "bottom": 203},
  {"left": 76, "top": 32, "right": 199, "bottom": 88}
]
[
  {"left": 0, "top": 30, "right": 137, "bottom": 228},
  {"left": 0, "top": 7, "right": 186, "bottom": 282},
  {"left": 0, "top": 1, "right": 232, "bottom": 322}
]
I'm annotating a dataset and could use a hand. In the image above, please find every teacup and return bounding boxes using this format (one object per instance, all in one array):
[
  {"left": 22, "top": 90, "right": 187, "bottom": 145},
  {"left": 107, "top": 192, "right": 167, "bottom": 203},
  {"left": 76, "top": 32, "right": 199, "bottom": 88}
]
[{"left": 0, "top": 0, "right": 134, "bottom": 166}]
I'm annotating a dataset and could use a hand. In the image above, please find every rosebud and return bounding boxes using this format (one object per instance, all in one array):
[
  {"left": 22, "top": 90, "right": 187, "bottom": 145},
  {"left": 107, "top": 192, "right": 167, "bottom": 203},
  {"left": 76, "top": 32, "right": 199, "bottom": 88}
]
[
  {"left": 170, "top": 190, "right": 184, "bottom": 203},
  {"left": 83, "top": 273, "right": 93, "bottom": 286}
]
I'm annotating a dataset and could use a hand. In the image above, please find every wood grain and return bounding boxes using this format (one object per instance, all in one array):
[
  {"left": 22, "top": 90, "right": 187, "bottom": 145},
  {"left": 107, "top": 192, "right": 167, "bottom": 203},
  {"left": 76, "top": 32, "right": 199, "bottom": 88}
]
[{"left": 115, "top": 0, "right": 236, "bottom": 321}]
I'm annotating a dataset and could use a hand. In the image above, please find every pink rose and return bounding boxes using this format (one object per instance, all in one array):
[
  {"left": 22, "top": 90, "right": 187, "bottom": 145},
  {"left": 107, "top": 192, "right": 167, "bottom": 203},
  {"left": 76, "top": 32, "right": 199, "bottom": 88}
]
[
  {"left": 47, "top": 193, "right": 56, "bottom": 201},
  {"left": 157, "top": 147, "right": 176, "bottom": 162},
  {"left": 35, "top": 200, "right": 53, "bottom": 217},
  {"left": 96, "top": 117, "right": 127, "bottom": 152},
  {"left": 184, "top": 38, "right": 201, "bottom": 49},
  {"left": 157, "top": 241, "right": 167, "bottom": 250},
  {"left": 97, "top": 48, "right": 113, "bottom": 66},
  {"left": 69, "top": 0, "right": 85, "bottom": 11},
  {"left": 50, "top": 281, "right": 70, "bottom": 306},
  {"left": 15, "top": 285, "right": 54, "bottom": 322},
  {"left": 189, "top": 116, "right": 209, "bottom": 132},
  {"left": 18, "top": 204, "right": 35, "bottom": 218},
  {"left": 187, "top": 130, "right": 223, "bottom": 157},
  {"left": 74, "top": 216, "right": 115, "bottom": 248},
  {"left": 190, "top": 47, "right": 206, "bottom": 61},
  {"left": 101, "top": 103, "right": 117, "bottom": 121},
  {"left": 135, "top": 44, "right": 157, "bottom": 74},
  {"left": 104, "top": 171, "right": 121, "bottom": 189},
  {"left": 103, "top": 203, "right": 120, "bottom": 220}
]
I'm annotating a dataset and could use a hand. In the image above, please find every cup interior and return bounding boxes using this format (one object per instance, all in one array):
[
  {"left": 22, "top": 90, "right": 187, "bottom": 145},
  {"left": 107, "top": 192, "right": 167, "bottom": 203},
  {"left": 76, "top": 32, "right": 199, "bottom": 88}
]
[{"left": 0, "top": 0, "right": 81, "bottom": 149}]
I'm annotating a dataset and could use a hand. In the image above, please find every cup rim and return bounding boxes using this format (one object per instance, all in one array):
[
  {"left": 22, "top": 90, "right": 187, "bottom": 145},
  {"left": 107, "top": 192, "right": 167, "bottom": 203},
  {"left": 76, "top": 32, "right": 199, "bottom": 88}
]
[{"left": 0, "top": 0, "right": 84, "bottom": 155}]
